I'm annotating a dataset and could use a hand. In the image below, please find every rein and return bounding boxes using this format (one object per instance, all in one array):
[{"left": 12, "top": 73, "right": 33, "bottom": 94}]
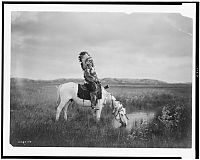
[
  {"left": 110, "top": 94, "right": 123, "bottom": 121},
  {"left": 110, "top": 93, "right": 129, "bottom": 120}
]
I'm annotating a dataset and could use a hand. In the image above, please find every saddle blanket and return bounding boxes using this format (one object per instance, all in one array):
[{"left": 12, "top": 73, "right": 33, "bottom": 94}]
[{"left": 77, "top": 84, "right": 102, "bottom": 100}]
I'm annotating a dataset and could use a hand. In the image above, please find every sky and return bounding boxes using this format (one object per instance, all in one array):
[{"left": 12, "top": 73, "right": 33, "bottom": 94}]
[{"left": 11, "top": 11, "right": 193, "bottom": 83}]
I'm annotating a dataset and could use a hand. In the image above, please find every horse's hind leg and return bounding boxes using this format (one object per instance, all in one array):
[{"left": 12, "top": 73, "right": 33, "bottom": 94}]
[
  {"left": 63, "top": 101, "right": 72, "bottom": 121},
  {"left": 56, "top": 99, "right": 70, "bottom": 121}
]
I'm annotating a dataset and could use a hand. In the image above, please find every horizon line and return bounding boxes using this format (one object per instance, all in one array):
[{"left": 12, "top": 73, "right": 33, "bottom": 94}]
[{"left": 10, "top": 76, "right": 192, "bottom": 84}]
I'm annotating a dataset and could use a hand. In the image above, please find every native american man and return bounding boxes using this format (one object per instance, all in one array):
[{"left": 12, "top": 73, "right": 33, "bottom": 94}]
[{"left": 78, "top": 51, "right": 100, "bottom": 110}]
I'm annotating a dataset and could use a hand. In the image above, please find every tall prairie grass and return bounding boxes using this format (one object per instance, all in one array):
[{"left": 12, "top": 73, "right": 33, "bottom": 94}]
[{"left": 10, "top": 80, "right": 192, "bottom": 147}]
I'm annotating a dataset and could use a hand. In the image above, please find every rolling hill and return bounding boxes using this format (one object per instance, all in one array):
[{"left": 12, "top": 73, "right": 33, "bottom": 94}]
[{"left": 11, "top": 77, "right": 168, "bottom": 86}]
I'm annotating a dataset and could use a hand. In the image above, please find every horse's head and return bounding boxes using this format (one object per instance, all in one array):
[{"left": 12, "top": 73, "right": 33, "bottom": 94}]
[
  {"left": 112, "top": 100, "right": 128, "bottom": 127},
  {"left": 104, "top": 92, "right": 128, "bottom": 126}
]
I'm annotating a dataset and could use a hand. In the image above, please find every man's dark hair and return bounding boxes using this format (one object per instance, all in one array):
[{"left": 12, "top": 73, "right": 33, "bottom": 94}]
[{"left": 78, "top": 51, "right": 90, "bottom": 62}]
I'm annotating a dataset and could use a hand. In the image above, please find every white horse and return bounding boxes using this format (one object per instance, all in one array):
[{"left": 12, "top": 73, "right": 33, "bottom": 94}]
[{"left": 55, "top": 82, "right": 128, "bottom": 126}]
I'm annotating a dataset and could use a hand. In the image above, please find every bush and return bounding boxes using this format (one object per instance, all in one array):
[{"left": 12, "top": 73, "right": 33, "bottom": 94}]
[{"left": 149, "top": 101, "right": 191, "bottom": 141}]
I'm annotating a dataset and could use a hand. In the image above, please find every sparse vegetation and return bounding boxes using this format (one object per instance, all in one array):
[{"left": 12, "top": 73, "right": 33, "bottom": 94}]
[{"left": 10, "top": 78, "right": 192, "bottom": 147}]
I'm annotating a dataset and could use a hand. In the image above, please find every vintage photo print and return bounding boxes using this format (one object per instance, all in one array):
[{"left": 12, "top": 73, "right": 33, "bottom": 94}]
[{"left": 2, "top": 2, "right": 198, "bottom": 159}]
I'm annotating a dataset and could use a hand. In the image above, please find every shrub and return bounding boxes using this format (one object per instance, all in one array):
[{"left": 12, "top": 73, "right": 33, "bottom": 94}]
[{"left": 149, "top": 101, "right": 191, "bottom": 141}]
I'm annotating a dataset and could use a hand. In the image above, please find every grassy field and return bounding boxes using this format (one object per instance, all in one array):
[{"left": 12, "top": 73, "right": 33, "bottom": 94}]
[{"left": 10, "top": 79, "right": 192, "bottom": 147}]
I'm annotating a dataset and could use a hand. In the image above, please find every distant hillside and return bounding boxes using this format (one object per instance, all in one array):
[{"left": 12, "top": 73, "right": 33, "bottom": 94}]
[
  {"left": 11, "top": 77, "right": 84, "bottom": 85},
  {"left": 11, "top": 77, "right": 168, "bottom": 85},
  {"left": 100, "top": 78, "right": 167, "bottom": 85}
]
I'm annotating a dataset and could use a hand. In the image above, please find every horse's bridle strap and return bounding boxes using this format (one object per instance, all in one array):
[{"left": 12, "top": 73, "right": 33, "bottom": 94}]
[
  {"left": 109, "top": 93, "right": 129, "bottom": 121},
  {"left": 113, "top": 106, "right": 129, "bottom": 120}
]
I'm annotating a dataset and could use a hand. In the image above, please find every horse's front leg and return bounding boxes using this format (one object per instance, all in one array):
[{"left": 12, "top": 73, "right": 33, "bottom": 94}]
[{"left": 95, "top": 104, "right": 103, "bottom": 122}]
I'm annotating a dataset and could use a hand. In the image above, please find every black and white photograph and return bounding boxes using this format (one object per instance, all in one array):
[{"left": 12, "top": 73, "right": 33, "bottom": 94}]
[{"left": 2, "top": 1, "right": 198, "bottom": 159}]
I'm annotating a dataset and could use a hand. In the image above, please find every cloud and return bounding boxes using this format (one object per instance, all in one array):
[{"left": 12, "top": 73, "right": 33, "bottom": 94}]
[
  {"left": 12, "top": 12, "right": 39, "bottom": 24},
  {"left": 11, "top": 12, "right": 193, "bottom": 82}
]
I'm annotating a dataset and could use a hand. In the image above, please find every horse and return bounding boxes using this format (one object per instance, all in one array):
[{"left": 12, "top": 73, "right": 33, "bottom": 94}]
[{"left": 55, "top": 82, "right": 128, "bottom": 126}]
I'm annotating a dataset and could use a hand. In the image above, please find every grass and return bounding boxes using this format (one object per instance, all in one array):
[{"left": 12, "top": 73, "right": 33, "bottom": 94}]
[{"left": 10, "top": 80, "right": 192, "bottom": 147}]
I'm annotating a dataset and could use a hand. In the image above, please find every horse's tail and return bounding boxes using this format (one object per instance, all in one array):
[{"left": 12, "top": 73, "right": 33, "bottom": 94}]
[{"left": 55, "top": 84, "right": 62, "bottom": 110}]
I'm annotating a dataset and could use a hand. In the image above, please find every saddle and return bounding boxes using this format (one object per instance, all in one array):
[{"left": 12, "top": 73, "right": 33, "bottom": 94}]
[{"left": 77, "top": 83, "right": 102, "bottom": 100}]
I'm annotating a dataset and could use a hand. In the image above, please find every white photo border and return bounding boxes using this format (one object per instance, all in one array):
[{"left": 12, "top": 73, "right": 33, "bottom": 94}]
[{"left": 1, "top": 1, "right": 199, "bottom": 159}]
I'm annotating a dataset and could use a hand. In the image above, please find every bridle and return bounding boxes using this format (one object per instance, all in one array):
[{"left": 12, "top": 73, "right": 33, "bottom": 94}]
[{"left": 109, "top": 93, "right": 129, "bottom": 122}]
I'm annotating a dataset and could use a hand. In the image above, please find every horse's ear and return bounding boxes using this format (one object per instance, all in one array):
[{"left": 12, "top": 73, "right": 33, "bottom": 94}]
[{"left": 104, "top": 85, "right": 109, "bottom": 89}]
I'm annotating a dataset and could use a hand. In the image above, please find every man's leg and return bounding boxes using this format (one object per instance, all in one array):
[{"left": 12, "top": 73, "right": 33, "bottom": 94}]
[
  {"left": 90, "top": 92, "right": 97, "bottom": 109},
  {"left": 90, "top": 82, "right": 99, "bottom": 110}
]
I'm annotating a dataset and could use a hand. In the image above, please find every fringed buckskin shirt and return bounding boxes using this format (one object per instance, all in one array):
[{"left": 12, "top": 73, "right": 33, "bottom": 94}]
[{"left": 84, "top": 57, "right": 99, "bottom": 83}]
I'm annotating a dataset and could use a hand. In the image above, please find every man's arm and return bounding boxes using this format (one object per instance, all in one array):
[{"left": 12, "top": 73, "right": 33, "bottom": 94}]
[{"left": 84, "top": 69, "right": 96, "bottom": 82}]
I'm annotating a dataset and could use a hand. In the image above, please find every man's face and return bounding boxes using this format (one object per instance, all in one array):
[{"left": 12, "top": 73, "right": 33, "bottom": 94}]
[
  {"left": 81, "top": 54, "right": 89, "bottom": 62},
  {"left": 87, "top": 62, "right": 92, "bottom": 68}
]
